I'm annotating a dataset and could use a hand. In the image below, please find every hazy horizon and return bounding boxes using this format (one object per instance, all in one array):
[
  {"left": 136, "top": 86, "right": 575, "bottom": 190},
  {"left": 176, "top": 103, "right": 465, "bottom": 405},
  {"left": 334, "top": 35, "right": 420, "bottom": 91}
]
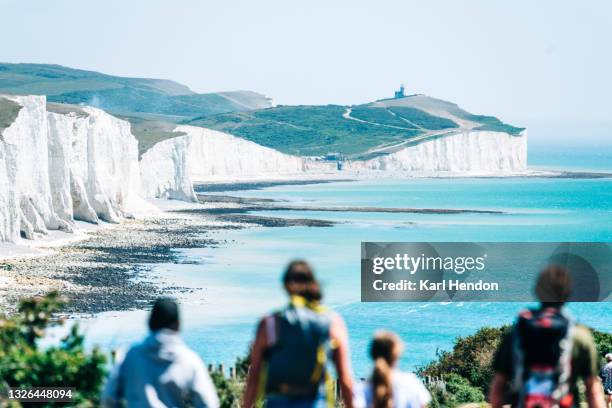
[{"left": 2, "top": 0, "right": 611, "bottom": 131}]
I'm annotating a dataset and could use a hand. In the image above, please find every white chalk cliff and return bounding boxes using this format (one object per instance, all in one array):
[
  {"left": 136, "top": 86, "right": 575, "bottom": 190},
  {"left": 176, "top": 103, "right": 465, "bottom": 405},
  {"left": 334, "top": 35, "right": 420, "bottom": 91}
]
[
  {"left": 0, "top": 95, "right": 145, "bottom": 243},
  {"left": 140, "top": 125, "right": 319, "bottom": 201},
  {"left": 0, "top": 96, "right": 321, "bottom": 243},
  {"left": 352, "top": 130, "right": 527, "bottom": 173}
]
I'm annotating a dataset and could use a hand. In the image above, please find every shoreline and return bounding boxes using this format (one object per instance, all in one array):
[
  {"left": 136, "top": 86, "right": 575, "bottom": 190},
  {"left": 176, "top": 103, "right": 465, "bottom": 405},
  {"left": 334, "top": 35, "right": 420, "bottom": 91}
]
[
  {"left": 1, "top": 169, "right": 610, "bottom": 315},
  {"left": 0, "top": 203, "right": 227, "bottom": 313},
  {"left": 0, "top": 189, "right": 346, "bottom": 313},
  {"left": 194, "top": 178, "right": 353, "bottom": 192},
  {"left": 192, "top": 168, "right": 612, "bottom": 193}
]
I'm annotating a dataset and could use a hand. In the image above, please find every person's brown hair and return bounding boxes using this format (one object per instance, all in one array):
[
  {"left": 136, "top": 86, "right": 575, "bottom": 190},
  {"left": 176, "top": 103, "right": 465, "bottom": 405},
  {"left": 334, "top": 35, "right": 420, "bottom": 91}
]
[
  {"left": 283, "top": 260, "right": 322, "bottom": 302},
  {"left": 149, "top": 298, "right": 180, "bottom": 332},
  {"left": 369, "top": 331, "right": 403, "bottom": 408},
  {"left": 535, "top": 265, "right": 573, "bottom": 304}
]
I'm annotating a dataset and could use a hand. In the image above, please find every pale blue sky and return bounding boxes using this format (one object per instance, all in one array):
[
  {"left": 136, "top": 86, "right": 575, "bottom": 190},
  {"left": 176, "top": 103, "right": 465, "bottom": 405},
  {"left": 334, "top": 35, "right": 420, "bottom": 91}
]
[{"left": 2, "top": 0, "right": 611, "bottom": 126}]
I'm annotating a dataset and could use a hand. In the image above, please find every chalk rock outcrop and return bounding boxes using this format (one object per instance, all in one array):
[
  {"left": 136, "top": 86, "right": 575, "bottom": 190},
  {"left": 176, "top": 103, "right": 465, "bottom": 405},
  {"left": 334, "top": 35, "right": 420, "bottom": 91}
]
[
  {"left": 0, "top": 95, "right": 144, "bottom": 243},
  {"left": 140, "top": 125, "right": 314, "bottom": 200},
  {"left": 352, "top": 130, "right": 527, "bottom": 173}
]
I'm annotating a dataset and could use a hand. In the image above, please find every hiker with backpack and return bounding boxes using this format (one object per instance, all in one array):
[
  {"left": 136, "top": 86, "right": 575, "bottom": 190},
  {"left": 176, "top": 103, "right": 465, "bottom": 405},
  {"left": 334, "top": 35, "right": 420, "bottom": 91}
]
[
  {"left": 242, "top": 260, "right": 354, "bottom": 408},
  {"left": 489, "top": 265, "right": 606, "bottom": 408},
  {"left": 353, "top": 331, "right": 431, "bottom": 408}
]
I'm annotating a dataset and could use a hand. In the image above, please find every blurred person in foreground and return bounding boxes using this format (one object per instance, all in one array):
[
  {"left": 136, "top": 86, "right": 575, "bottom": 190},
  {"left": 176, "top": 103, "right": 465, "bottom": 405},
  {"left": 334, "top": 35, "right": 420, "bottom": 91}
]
[
  {"left": 489, "top": 265, "right": 605, "bottom": 408},
  {"left": 102, "top": 298, "right": 219, "bottom": 408},
  {"left": 243, "top": 260, "right": 354, "bottom": 408},
  {"left": 601, "top": 353, "right": 612, "bottom": 408},
  {"left": 353, "top": 331, "right": 431, "bottom": 408}
]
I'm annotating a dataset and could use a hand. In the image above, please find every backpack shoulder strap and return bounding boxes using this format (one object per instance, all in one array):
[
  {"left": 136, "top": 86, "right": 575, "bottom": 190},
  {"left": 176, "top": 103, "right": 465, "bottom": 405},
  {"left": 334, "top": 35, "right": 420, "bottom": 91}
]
[
  {"left": 257, "top": 312, "right": 281, "bottom": 402},
  {"left": 263, "top": 310, "right": 283, "bottom": 351},
  {"left": 554, "top": 309, "right": 575, "bottom": 401},
  {"left": 264, "top": 314, "right": 278, "bottom": 347},
  {"left": 510, "top": 308, "right": 543, "bottom": 393},
  {"left": 511, "top": 315, "right": 526, "bottom": 394}
]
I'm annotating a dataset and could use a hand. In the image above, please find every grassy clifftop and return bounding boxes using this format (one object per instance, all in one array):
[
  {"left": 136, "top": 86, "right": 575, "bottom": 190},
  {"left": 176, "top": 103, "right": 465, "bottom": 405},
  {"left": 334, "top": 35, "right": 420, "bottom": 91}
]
[
  {"left": 188, "top": 105, "right": 422, "bottom": 156},
  {"left": 0, "top": 63, "right": 271, "bottom": 120}
]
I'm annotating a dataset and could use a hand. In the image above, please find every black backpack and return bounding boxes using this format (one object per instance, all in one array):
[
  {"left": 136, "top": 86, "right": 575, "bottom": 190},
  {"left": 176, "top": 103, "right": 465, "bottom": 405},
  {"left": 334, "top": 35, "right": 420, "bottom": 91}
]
[
  {"left": 511, "top": 307, "right": 575, "bottom": 408},
  {"left": 262, "top": 299, "right": 332, "bottom": 398}
]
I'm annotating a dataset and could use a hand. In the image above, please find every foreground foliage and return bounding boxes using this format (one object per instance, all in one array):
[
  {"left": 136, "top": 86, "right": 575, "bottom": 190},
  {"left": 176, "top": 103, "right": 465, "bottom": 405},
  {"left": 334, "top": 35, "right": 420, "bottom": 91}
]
[
  {"left": 420, "top": 326, "right": 509, "bottom": 395},
  {"left": 2, "top": 293, "right": 608, "bottom": 408},
  {"left": 208, "top": 353, "right": 252, "bottom": 408},
  {"left": 0, "top": 292, "right": 107, "bottom": 407},
  {"left": 211, "top": 370, "right": 243, "bottom": 408},
  {"left": 428, "top": 373, "right": 485, "bottom": 408},
  {"left": 421, "top": 325, "right": 612, "bottom": 407}
]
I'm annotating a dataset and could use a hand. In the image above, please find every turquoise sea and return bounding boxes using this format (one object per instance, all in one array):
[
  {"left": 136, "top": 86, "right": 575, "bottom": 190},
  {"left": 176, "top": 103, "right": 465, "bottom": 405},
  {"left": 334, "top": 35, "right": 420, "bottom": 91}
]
[{"left": 81, "top": 142, "right": 612, "bottom": 377}]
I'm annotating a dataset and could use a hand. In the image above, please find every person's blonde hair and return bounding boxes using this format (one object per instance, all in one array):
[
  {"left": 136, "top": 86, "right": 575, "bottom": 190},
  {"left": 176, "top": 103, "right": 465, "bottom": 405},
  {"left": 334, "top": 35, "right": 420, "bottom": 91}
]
[
  {"left": 369, "top": 331, "right": 404, "bottom": 408},
  {"left": 606, "top": 353, "right": 612, "bottom": 362}
]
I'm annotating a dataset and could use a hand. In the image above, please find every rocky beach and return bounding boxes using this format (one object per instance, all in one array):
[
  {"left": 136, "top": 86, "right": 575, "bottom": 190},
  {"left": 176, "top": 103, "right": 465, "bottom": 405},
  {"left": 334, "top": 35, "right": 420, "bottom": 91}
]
[{"left": 0, "top": 190, "right": 343, "bottom": 314}]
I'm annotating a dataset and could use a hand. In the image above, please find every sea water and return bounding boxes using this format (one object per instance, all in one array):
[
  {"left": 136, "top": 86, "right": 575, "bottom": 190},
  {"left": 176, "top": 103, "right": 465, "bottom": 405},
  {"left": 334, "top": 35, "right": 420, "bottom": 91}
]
[{"left": 81, "top": 146, "right": 612, "bottom": 377}]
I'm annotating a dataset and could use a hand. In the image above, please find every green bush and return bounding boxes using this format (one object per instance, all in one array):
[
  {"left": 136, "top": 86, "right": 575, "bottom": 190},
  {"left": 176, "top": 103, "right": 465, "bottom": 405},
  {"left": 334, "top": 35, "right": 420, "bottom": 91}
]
[
  {"left": 234, "top": 352, "right": 251, "bottom": 379},
  {"left": 427, "top": 382, "right": 447, "bottom": 408},
  {"left": 593, "top": 330, "right": 612, "bottom": 362},
  {"left": 445, "top": 373, "right": 485, "bottom": 404},
  {"left": 207, "top": 351, "right": 252, "bottom": 408},
  {"left": 211, "top": 371, "right": 243, "bottom": 408},
  {"left": 419, "top": 326, "right": 509, "bottom": 394},
  {"left": 427, "top": 373, "right": 485, "bottom": 408},
  {"left": 0, "top": 292, "right": 107, "bottom": 407}
]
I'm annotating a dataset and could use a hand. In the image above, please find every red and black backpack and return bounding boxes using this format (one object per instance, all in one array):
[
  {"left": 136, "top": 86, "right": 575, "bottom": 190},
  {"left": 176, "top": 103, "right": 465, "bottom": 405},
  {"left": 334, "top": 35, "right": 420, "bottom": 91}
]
[{"left": 511, "top": 307, "right": 575, "bottom": 408}]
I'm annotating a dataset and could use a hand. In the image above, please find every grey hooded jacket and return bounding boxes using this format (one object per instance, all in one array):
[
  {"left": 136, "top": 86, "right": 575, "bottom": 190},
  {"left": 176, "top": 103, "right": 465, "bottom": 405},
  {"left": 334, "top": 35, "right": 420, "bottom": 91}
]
[{"left": 102, "top": 330, "right": 219, "bottom": 408}]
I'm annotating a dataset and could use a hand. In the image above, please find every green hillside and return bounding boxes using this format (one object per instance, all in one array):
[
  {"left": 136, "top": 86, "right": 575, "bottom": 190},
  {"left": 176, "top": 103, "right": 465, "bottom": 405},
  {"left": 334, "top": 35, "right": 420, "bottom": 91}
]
[
  {"left": 351, "top": 105, "right": 459, "bottom": 130},
  {"left": 188, "top": 105, "right": 423, "bottom": 156},
  {"left": 0, "top": 63, "right": 271, "bottom": 119},
  {"left": 187, "top": 95, "right": 524, "bottom": 157},
  {"left": 0, "top": 64, "right": 524, "bottom": 158},
  {"left": 372, "top": 95, "right": 524, "bottom": 135}
]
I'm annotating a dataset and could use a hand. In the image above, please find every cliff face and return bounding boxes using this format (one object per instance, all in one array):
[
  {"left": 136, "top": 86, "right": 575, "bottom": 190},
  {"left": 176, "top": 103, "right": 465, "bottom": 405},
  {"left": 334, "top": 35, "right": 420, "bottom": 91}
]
[
  {"left": 0, "top": 95, "right": 144, "bottom": 243},
  {"left": 1, "top": 95, "right": 69, "bottom": 241},
  {"left": 140, "top": 125, "right": 318, "bottom": 200},
  {"left": 0, "top": 95, "right": 317, "bottom": 243},
  {"left": 139, "top": 133, "right": 196, "bottom": 202},
  {"left": 352, "top": 130, "right": 527, "bottom": 173},
  {"left": 180, "top": 125, "right": 308, "bottom": 180}
]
